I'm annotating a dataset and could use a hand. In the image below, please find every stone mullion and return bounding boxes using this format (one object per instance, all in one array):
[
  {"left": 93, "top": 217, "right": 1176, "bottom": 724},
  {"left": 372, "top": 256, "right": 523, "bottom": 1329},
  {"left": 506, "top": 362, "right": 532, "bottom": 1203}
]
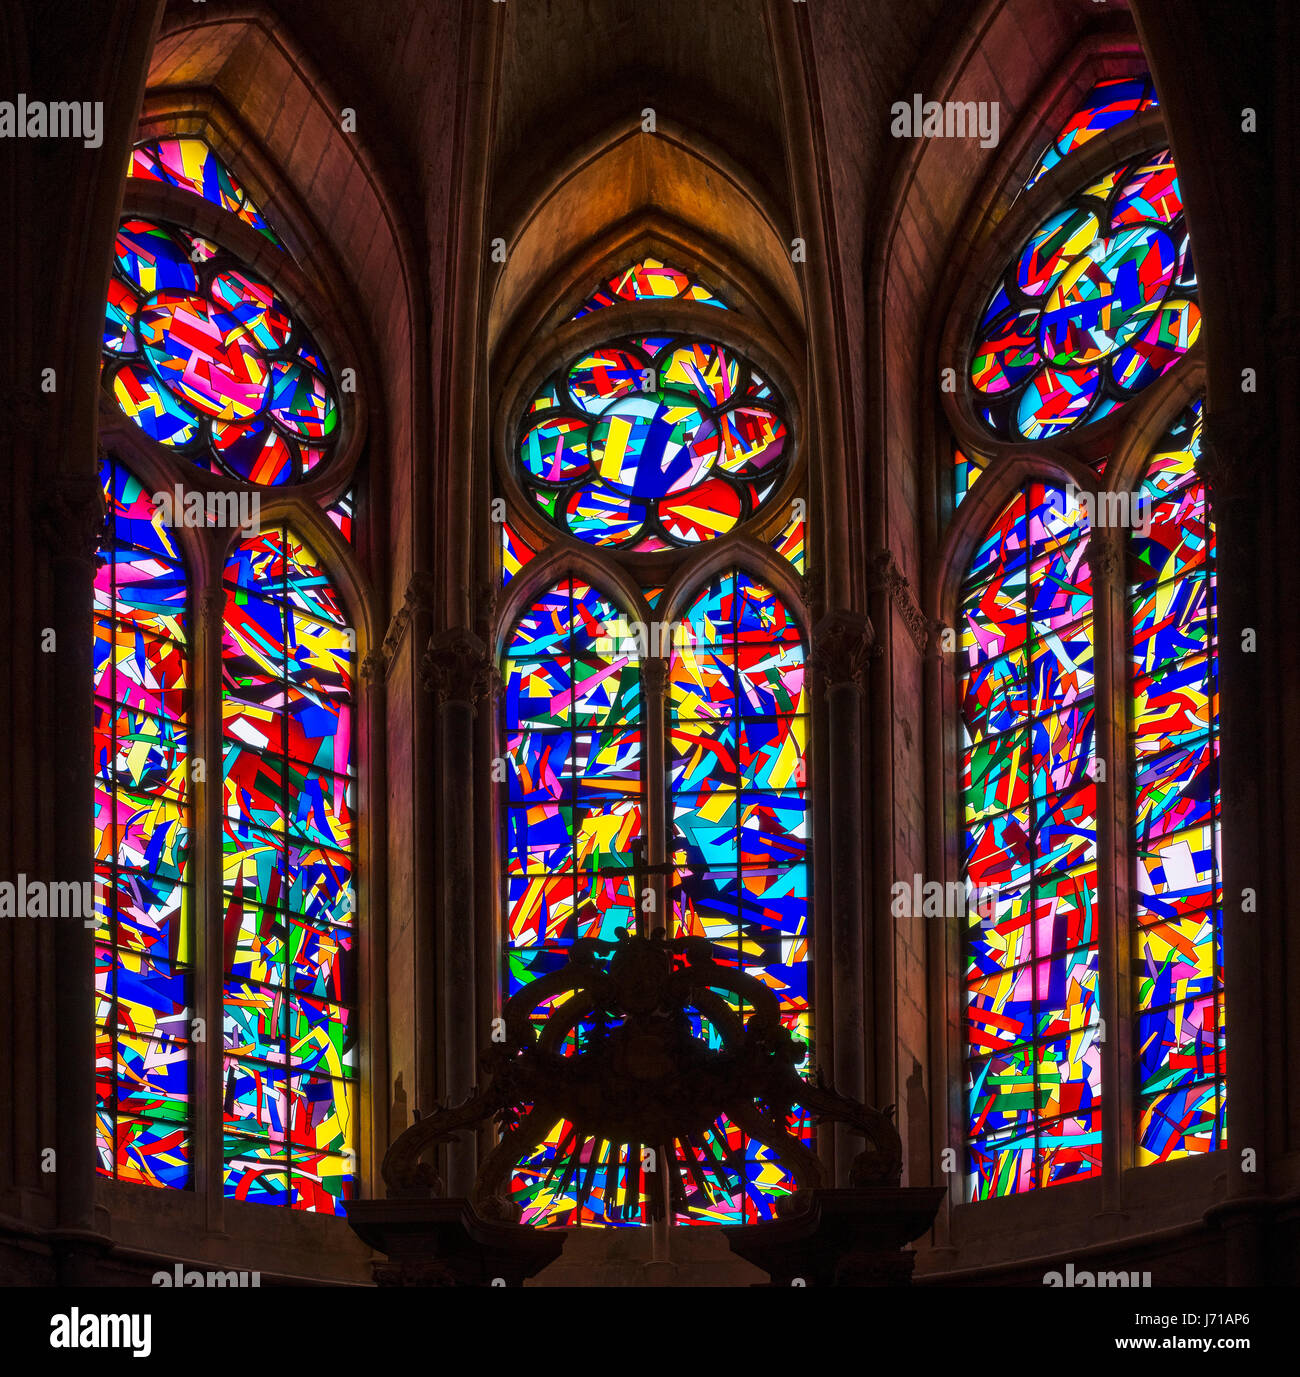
[
  {"left": 197, "top": 578, "right": 225, "bottom": 1231},
  {"left": 1198, "top": 416, "right": 1268, "bottom": 1282},
  {"left": 1088, "top": 526, "right": 1132, "bottom": 1211},
  {"left": 641, "top": 656, "right": 669, "bottom": 938}
]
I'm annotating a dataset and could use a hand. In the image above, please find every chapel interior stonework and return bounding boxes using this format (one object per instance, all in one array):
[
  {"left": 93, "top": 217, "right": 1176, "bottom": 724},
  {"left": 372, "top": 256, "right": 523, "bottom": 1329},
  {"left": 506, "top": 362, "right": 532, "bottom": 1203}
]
[{"left": 1, "top": 0, "right": 1295, "bottom": 1294}]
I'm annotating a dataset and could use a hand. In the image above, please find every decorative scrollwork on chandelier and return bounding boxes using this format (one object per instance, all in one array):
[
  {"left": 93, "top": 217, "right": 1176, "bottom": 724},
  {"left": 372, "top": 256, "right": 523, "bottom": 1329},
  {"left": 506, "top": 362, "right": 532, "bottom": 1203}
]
[{"left": 382, "top": 929, "right": 902, "bottom": 1222}]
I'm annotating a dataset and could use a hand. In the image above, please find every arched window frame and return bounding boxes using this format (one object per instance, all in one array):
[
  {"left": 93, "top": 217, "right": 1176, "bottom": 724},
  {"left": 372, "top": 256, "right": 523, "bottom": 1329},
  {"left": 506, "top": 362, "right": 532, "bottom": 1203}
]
[
  {"left": 929, "top": 54, "right": 1221, "bottom": 1209},
  {"left": 95, "top": 123, "right": 383, "bottom": 1224},
  {"left": 488, "top": 233, "right": 816, "bottom": 1225}
]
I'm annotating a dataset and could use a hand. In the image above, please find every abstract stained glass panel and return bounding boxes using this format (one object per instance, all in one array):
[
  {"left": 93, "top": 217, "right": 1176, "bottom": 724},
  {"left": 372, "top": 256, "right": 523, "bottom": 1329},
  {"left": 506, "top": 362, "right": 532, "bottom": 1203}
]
[
  {"left": 222, "top": 527, "right": 357, "bottom": 1212},
  {"left": 103, "top": 218, "right": 338, "bottom": 483},
  {"left": 94, "top": 456, "right": 193, "bottom": 1189},
  {"left": 670, "top": 571, "right": 812, "bottom": 1222},
  {"left": 1129, "top": 400, "right": 1224, "bottom": 1162},
  {"left": 971, "top": 149, "right": 1197, "bottom": 441},
  {"left": 502, "top": 579, "right": 644, "bottom": 1224},
  {"left": 770, "top": 506, "right": 806, "bottom": 574},
  {"left": 955, "top": 446, "right": 991, "bottom": 510},
  {"left": 128, "top": 138, "right": 282, "bottom": 245},
  {"left": 573, "top": 257, "right": 727, "bottom": 318},
  {"left": 516, "top": 336, "right": 788, "bottom": 549},
  {"left": 1025, "top": 75, "right": 1159, "bottom": 189},
  {"left": 961, "top": 483, "right": 1102, "bottom": 1198}
]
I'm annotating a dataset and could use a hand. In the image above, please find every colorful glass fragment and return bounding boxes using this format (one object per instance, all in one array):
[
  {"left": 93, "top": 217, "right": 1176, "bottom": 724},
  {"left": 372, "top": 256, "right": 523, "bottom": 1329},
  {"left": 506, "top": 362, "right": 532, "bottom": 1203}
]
[
  {"left": 573, "top": 257, "right": 728, "bottom": 318},
  {"left": 1025, "top": 75, "right": 1159, "bottom": 189},
  {"left": 129, "top": 138, "right": 281, "bottom": 244},
  {"left": 771, "top": 505, "right": 806, "bottom": 574}
]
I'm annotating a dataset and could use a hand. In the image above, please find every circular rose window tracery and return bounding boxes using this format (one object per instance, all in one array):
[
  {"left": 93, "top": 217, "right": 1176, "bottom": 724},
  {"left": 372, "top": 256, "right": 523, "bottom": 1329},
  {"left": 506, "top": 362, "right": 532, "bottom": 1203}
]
[
  {"left": 969, "top": 149, "right": 1199, "bottom": 442},
  {"left": 102, "top": 218, "right": 339, "bottom": 485},
  {"left": 515, "top": 334, "right": 788, "bottom": 550}
]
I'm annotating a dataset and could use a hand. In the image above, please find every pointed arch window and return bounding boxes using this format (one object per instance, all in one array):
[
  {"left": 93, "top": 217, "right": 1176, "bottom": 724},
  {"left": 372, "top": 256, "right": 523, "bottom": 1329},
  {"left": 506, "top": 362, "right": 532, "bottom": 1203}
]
[
  {"left": 95, "top": 137, "right": 363, "bottom": 1214},
  {"left": 961, "top": 483, "right": 1101, "bottom": 1198},
  {"left": 1024, "top": 74, "right": 1159, "bottom": 189},
  {"left": 221, "top": 526, "right": 357, "bottom": 1211},
  {"left": 1128, "top": 401, "right": 1223, "bottom": 1162},
  {"left": 945, "top": 62, "right": 1222, "bottom": 1199},
  {"left": 94, "top": 457, "right": 193, "bottom": 1188},
  {"left": 496, "top": 253, "right": 809, "bottom": 1226}
]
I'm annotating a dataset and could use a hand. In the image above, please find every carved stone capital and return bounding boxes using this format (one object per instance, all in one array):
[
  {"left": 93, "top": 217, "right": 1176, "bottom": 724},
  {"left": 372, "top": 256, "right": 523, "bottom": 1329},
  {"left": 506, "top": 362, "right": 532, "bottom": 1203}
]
[
  {"left": 38, "top": 472, "right": 106, "bottom": 570},
  {"left": 359, "top": 649, "right": 386, "bottom": 682},
  {"left": 867, "top": 549, "right": 936, "bottom": 654},
  {"left": 1087, "top": 529, "right": 1123, "bottom": 582},
  {"left": 422, "top": 627, "right": 497, "bottom": 709},
  {"left": 811, "top": 610, "right": 875, "bottom": 692},
  {"left": 640, "top": 656, "right": 670, "bottom": 696}
]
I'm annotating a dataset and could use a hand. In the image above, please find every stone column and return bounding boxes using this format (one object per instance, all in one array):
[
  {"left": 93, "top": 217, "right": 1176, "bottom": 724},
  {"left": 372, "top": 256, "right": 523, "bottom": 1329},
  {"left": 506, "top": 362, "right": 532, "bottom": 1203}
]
[
  {"left": 1198, "top": 414, "right": 1267, "bottom": 1284},
  {"left": 921, "top": 617, "right": 954, "bottom": 1245},
  {"left": 641, "top": 655, "right": 670, "bottom": 936},
  {"left": 811, "top": 610, "right": 874, "bottom": 1184},
  {"left": 38, "top": 473, "right": 104, "bottom": 1282},
  {"left": 1085, "top": 528, "right": 1131, "bottom": 1215},
  {"left": 422, "top": 628, "right": 496, "bottom": 1197},
  {"left": 197, "top": 581, "right": 226, "bottom": 1231}
]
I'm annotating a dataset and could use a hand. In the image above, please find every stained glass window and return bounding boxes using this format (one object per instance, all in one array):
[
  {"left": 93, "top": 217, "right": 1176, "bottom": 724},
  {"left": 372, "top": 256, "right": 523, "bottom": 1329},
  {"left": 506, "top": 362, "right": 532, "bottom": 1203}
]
[
  {"left": 500, "top": 520, "right": 537, "bottom": 586},
  {"left": 961, "top": 483, "right": 1101, "bottom": 1198},
  {"left": 573, "top": 257, "right": 727, "bottom": 318},
  {"left": 670, "top": 571, "right": 812, "bottom": 1221},
  {"left": 129, "top": 138, "right": 282, "bottom": 245},
  {"left": 94, "top": 456, "right": 193, "bottom": 1189},
  {"left": 516, "top": 336, "right": 788, "bottom": 548},
  {"left": 222, "top": 527, "right": 357, "bottom": 1213},
  {"left": 502, "top": 578, "right": 643, "bottom": 1223},
  {"left": 1025, "top": 75, "right": 1159, "bottom": 189},
  {"left": 1129, "top": 401, "right": 1224, "bottom": 1162},
  {"left": 954, "top": 446, "right": 991, "bottom": 509},
  {"left": 770, "top": 507, "right": 806, "bottom": 574},
  {"left": 971, "top": 149, "right": 1198, "bottom": 441},
  {"left": 325, "top": 489, "right": 355, "bottom": 544},
  {"left": 499, "top": 570, "right": 811, "bottom": 1224},
  {"left": 104, "top": 218, "right": 338, "bottom": 482}
]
